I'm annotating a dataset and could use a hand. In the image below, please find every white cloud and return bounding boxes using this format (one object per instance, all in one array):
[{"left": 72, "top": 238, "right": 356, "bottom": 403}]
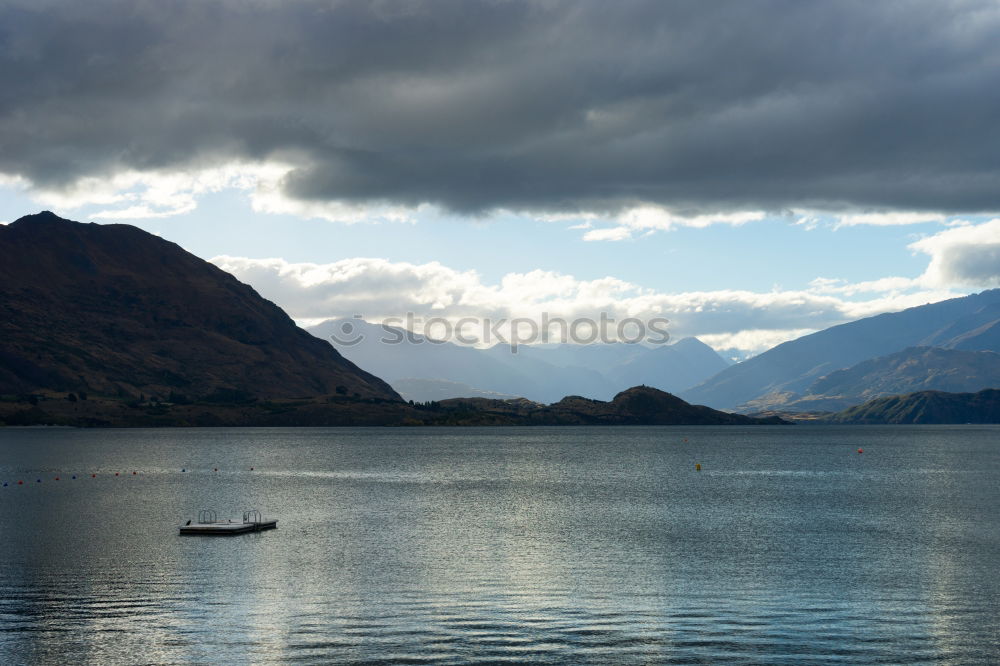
[
  {"left": 0, "top": 172, "right": 29, "bottom": 189},
  {"left": 577, "top": 205, "right": 766, "bottom": 240},
  {"left": 789, "top": 208, "right": 971, "bottom": 230},
  {"left": 211, "top": 254, "right": 964, "bottom": 355},
  {"left": 249, "top": 167, "right": 425, "bottom": 224},
  {"left": 834, "top": 210, "right": 947, "bottom": 227},
  {"left": 9, "top": 161, "right": 426, "bottom": 224},
  {"left": 28, "top": 164, "right": 280, "bottom": 219},
  {"left": 910, "top": 218, "right": 1000, "bottom": 287},
  {"left": 834, "top": 288, "right": 961, "bottom": 319},
  {"left": 91, "top": 203, "right": 196, "bottom": 220},
  {"left": 583, "top": 226, "right": 632, "bottom": 241},
  {"left": 793, "top": 212, "right": 822, "bottom": 231},
  {"left": 698, "top": 328, "right": 817, "bottom": 358},
  {"left": 618, "top": 206, "right": 766, "bottom": 231},
  {"left": 807, "top": 275, "right": 918, "bottom": 296}
]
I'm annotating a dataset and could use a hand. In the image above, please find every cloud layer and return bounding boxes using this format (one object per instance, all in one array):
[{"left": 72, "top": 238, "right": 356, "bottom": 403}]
[
  {"left": 210, "top": 216, "right": 1000, "bottom": 356},
  {"left": 3, "top": 1, "right": 1000, "bottom": 218},
  {"left": 212, "top": 254, "right": 961, "bottom": 357}
]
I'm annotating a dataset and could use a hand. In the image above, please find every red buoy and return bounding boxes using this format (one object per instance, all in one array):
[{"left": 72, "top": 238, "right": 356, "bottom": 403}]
[
  {"left": 857, "top": 448, "right": 863, "bottom": 454},
  {"left": 17, "top": 480, "right": 23, "bottom": 485},
  {"left": 132, "top": 471, "right": 137, "bottom": 475},
  {"left": 91, "top": 474, "right": 96, "bottom": 478},
  {"left": 115, "top": 472, "right": 119, "bottom": 476}
]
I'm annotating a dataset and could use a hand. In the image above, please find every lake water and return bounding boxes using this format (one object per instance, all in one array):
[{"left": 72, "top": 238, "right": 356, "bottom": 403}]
[{"left": 1, "top": 425, "right": 998, "bottom": 664}]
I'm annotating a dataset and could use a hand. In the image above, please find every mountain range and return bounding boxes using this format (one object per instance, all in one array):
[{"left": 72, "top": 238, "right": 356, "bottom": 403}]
[
  {"left": 316, "top": 289, "right": 1000, "bottom": 412},
  {"left": 0, "top": 212, "right": 776, "bottom": 428},
  {"left": 739, "top": 346, "right": 1000, "bottom": 413},
  {"left": 307, "top": 318, "right": 729, "bottom": 403},
  {"left": 682, "top": 289, "right": 1000, "bottom": 410},
  {"left": 3, "top": 211, "right": 999, "bottom": 427}
]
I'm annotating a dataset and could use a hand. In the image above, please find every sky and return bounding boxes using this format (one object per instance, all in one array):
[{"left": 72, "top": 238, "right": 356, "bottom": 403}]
[{"left": 2, "top": 0, "right": 1000, "bottom": 359}]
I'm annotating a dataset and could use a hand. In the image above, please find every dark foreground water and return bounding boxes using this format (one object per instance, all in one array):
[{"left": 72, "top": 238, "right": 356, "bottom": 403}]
[{"left": 0, "top": 425, "right": 998, "bottom": 665}]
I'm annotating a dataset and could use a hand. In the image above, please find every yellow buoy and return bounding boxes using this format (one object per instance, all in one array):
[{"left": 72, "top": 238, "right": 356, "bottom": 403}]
[{"left": 695, "top": 463, "right": 701, "bottom": 471}]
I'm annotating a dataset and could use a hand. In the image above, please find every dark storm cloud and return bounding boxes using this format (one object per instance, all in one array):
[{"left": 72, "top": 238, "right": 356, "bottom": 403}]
[{"left": 2, "top": 0, "right": 1000, "bottom": 214}]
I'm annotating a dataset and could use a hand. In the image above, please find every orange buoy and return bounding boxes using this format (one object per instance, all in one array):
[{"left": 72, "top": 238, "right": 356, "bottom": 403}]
[{"left": 695, "top": 463, "right": 702, "bottom": 471}]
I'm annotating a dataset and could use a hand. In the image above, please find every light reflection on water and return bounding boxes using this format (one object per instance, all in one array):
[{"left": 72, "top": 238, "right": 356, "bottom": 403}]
[{"left": 1, "top": 425, "right": 998, "bottom": 664}]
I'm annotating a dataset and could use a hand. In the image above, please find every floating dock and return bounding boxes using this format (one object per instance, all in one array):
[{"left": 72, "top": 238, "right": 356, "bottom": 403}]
[{"left": 180, "top": 509, "right": 277, "bottom": 536}]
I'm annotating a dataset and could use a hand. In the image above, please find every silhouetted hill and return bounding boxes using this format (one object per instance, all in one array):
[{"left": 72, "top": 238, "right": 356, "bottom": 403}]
[
  {"left": 1, "top": 383, "right": 787, "bottom": 427},
  {"left": 683, "top": 290, "right": 1000, "bottom": 409},
  {"left": 824, "top": 388, "right": 1000, "bottom": 424},
  {"left": 425, "top": 386, "right": 788, "bottom": 426},
  {"left": 0, "top": 212, "right": 399, "bottom": 403}
]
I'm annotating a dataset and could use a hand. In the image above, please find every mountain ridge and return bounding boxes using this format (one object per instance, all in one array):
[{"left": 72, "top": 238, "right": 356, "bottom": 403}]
[
  {"left": 0, "top": 211, "right": 399, "bottom": 402},
  {"left": 308, "top": 318, "right": 728, "bottom": 403},
  {"left": 739, "top": 346, "right": 1000, "bottom": 413},
  {"left": 682, "top": 290, "right": 1000, "bottom": 409},
  {"left": 823, "top": 388, "right": 1000, "bottom": 424}
]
